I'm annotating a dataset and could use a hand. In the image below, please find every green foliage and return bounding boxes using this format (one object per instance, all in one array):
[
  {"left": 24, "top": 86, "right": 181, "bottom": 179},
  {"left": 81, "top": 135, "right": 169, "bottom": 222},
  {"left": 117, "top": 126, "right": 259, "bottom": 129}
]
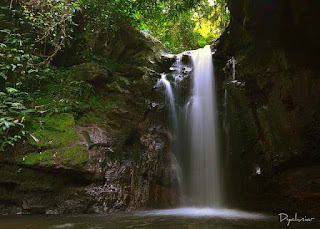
[
  {"left": 79, "top": 0, "right": 229, "bottom": 53},
  {"left": 0, "top": 88, "right": 34, "bottom": 151},
  {"left": 33, "top": 73, "right": 93, "bottom": 115},
  {"left": 81, "top": 0, "right": 202, "bottom": 23},
  {"left": 21, "top": 0, "right": 81, "bottom": 61},
  {"left": 195, "top": 0, "right": 230, "bottom": 35},
  {"left": 0, "top": 0, "right": 230, "bottom": 151},
  {"left": 0, "top": 23, "right": 56, "bottom": 151},
  {"left": 0, "top": 28, "right": 45, "bottom": 85},
  {"left": 155, "top": 0, "right": 229, "bottom": 52}
]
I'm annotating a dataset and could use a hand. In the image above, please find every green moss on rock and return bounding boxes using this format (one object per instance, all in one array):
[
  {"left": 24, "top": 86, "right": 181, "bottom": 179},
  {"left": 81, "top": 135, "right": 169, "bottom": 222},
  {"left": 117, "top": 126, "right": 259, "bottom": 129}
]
[
  {"left": 29, "top": 113, "right": 79, "bottom": 148},
  {"left": 62, "top": 146, "right": 87, "bottom": 168},
  {"left": 20, "top": 150, "right": 54, "bottom": 166},
  {"left": 19, "top": 146, "right": 88, "bottom": 170},
  {"left": 25, "top": 113, "right": 88, "bottom": 170}
]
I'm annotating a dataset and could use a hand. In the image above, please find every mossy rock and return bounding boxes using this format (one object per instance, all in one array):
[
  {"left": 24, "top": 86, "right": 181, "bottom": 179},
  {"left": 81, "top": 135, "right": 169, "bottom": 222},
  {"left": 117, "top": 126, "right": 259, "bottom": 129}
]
[
  {"left": 70, "top": 63, "right": 111, "bottom": 84},
  {"left": 19, "top": 145, "right": 87, "bottom": 170},
  {"left": 26, "top": 113, "right": 88, "bottom": 170},
  {"left": 20, "top": 150, "right": 54, "bottom": 167},
  {"left": 29, "top": 113, "right": 79, "bottom": 148}
]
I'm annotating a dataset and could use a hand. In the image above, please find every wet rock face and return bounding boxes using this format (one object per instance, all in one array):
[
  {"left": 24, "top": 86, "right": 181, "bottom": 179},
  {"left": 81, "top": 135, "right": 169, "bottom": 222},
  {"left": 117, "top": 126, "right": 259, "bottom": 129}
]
[
  {"left": 216, "top": 0, "right": 320, "bottom": 217},
  {"left": 82, "top": 120, "right": 178, "bottom": 213}
]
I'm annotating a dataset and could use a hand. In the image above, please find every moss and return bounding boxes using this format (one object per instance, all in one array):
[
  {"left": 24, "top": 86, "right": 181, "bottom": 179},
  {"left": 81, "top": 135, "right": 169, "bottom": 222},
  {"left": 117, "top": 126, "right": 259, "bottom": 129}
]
[
  {"left": 29, "top": 113, "right": 79, "bottom": 148},
  {"left": 19, "top": 150, "right": 54, "bottom": 166},
  {"left": 88, "top": 96, "right": 105, "bottom": 110},
  {"left": 108, "top": 81, "right": 125, "bottom": 93},
  {"left": 35, "top": 95, "right": 55, "bottom": 106},
  {"left": 76, "top": 93, "right": 125, "bottom": 125},
  {"left": 19, "top": 145, "right": 88, "bottom": 170},
  {"left": 81, "top": 130, "right": 93, "bottom": 145},
  {"left": 76, "top": 96, "right": 106, "bottom": 125},
  {"left": 105, "top": 93, "right": 124, "bottom": 112},
  {"left": 24, "top": 113, "right": 88, "bottom": 170},
  {"left": 61, "top": 146, "right": 87, "bottom": 169},
  {"left": 87, "top": 92, "right": 124, "bottom": 113}
]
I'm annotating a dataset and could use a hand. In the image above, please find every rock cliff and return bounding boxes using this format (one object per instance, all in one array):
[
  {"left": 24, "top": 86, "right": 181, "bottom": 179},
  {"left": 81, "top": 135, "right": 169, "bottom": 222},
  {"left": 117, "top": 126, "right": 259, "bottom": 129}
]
[{"left": 214, "top": 0, "right": 320, "bottom": 217}]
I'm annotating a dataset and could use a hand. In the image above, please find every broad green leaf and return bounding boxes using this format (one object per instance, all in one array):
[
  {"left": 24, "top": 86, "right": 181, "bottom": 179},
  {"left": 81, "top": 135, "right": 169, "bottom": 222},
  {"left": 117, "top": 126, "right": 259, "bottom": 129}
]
[
  {"left": 0, "top": 72, "right": 7, "bottom": 80},
  {"left": 6, "top": 87, "right": 18, "bottom": 94}
]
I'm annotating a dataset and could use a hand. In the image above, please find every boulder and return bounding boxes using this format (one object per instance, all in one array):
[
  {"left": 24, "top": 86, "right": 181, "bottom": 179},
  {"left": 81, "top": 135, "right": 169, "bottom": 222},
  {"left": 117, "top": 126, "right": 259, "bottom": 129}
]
[{"left": 70, "top": 63, "right": 112, "bottom": 86}]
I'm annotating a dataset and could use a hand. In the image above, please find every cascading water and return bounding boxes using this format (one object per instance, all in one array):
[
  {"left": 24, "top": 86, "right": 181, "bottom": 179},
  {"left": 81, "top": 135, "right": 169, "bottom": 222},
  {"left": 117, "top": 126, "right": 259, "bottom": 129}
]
[
  {"left": 157, "top": 73, "right": 178, "bottom": 129},
  {"left": 157, "top": 73, "right": 182, "bottom": 192},
  {"left": 187, "top": 45, "right": 223, "bottom": 207},
  {"left": 231, "top": 56, "right": 236, "bottom": 80},
  {"left": 158, "top": 45, "right": 223, "bottom": 208},
  {"left": 153, "top": 45, "right": 267, "bottom": 220}
]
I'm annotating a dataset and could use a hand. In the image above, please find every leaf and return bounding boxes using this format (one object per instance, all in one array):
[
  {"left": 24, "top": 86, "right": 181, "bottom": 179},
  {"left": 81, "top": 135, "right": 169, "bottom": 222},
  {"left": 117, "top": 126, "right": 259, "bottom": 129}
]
[
  {"left": 0, "top": 29, "right": 11, "bottom": 34},
  {"left": 11, "top": 64, "right": 17, "bottom": 71},
  {"left": 4, "top": 120, "right": 12, "bottom": 128},
  {"left": 6, "top": 87, "right": 18, "bottom": 94},
  {"left": 21, "top": 110, "right": 34, "bottom": 115},
  {"left": 0, "top": 72, "right": 7, "bottom": 80},
  {"left": 38, "top": 109, "right": 49, "bottom": 114},
  {"left": 30, "top": 134, "right": 40, "bottom": 143},
  {"left": 14, "top": 56, "right": 21, "bottom": 62},
  {"left": 11, "top": 102, "right": 22, "bottom": 107},
  {"left": 27, "top": 69, "right": 36, "bottom": 74}
]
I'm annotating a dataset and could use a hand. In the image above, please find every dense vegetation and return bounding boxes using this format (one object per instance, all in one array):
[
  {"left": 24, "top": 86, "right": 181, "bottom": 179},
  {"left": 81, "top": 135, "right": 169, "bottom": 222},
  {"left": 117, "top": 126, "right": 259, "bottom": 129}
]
[
  {"left": 0, "top": 0, "right": 229, "bottom": 151},
  {"left": 72, "top": 0, "right": 229, "bottom": 52}
]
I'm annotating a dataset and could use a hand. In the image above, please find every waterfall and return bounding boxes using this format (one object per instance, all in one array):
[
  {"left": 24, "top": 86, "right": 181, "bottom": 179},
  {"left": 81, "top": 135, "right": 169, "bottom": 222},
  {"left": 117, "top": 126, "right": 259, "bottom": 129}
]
[
  {"left": 174, "top": 54, "right": 183, "bottom": 84},
  {"left": 157, "top": 73, "right": 178, "bottom": 131},
  {"left": 187, "top": 45, "right": 223, "bottom": 207},
  {"left": 232, "top": 57, "right": 236, "bottom": 80},
  {"left": 157, "top": 73, "right": 182, "bottom": 194},
  {"left": 158, "top": 45, "right": 223, "bottom": 208}
]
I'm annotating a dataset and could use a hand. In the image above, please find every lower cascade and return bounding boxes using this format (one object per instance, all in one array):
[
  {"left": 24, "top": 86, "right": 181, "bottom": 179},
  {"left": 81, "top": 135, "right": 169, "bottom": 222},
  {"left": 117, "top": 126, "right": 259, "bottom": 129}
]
[{"left": 158, "top": 45, "right": 223, "bottom": 208}]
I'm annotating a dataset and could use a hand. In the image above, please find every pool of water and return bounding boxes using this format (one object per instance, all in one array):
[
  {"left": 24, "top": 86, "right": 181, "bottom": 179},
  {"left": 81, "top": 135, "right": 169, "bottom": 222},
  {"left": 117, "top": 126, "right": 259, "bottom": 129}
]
[{"left": 0, "top": 208, "right": 318, "bottom": 229}]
